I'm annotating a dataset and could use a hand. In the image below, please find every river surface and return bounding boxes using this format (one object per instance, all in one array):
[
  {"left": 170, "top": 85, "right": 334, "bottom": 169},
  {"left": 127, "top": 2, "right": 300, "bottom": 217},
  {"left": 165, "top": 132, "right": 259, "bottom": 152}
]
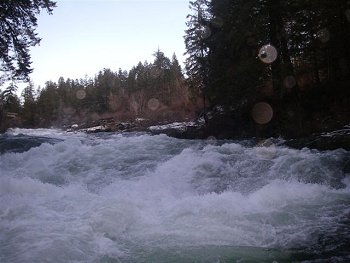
[{"left": 0, "top": 128, "right": 349, "bottom": 263}]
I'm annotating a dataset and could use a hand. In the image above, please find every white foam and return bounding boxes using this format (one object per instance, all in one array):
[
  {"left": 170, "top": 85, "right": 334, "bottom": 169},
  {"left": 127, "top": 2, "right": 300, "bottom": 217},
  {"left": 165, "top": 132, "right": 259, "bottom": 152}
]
[
  {"left": 0, "top": 130, "right": 349, "bottom": 262},
  {"left": 6, "top": 128, "right": 67, "bottom": 137}
]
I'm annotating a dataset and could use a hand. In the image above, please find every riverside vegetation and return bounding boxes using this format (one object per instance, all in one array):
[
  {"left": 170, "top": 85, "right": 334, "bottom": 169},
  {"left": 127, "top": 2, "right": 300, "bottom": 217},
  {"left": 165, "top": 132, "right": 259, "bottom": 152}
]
[{"left": 1, "top": 0, "right": 350, "bottom": 148}]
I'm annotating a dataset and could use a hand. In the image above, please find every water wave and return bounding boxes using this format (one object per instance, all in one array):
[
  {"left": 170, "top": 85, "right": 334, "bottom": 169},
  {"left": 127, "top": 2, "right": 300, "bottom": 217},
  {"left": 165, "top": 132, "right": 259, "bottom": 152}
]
[{"left": 0, "top": 129, "right": 349, "bottom": 262}]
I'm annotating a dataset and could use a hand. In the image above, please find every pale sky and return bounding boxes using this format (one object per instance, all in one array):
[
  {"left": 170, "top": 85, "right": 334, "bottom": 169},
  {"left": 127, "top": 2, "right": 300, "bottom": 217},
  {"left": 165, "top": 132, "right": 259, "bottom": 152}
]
[{"left": 29, "top": 0, "right": 190, "bottom": 87}]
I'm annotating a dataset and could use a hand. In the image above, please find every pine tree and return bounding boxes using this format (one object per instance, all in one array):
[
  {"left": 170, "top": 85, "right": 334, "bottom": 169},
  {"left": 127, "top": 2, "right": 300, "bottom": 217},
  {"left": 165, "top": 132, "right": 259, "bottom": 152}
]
[
  {"left": 1, "top": 82, "right": 21, "bottom": 113},
  {"left": 184, "top": 0, "right": 211, "bottom": 121},
  {"left": 206, "top": 0, "right": 268, "bottom": 107},
  {"left": 36, "top": 81, "right": 59, "bottom": 125},
  {"left": 170, "top": 53, "right": 183, "bottom": 80},
  {"left": 21, "top": 82, "right": 37, "bottom": 126},
  {"left": 0, "top": 0, "right": 56, "bottom": 84}
]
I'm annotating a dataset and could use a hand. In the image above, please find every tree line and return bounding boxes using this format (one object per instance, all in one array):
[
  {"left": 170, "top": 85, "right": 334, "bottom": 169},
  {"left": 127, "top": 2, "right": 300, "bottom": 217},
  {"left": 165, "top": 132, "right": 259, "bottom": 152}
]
[
  {"left": 185, "top": 0, "right": 350, "bottom": 137},
  {"left": 2, "top": 0, "right": 349, "bottom": 137},
  {"left": 0, "top": 50, "right": 194, "bottom": 129},
  {"left": 0, "top": 0, "right": 197, "bottom": 131}
]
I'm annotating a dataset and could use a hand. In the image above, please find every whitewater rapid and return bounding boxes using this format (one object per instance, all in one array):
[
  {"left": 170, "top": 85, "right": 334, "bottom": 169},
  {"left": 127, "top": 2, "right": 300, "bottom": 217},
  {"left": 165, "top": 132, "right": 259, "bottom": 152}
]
[{"left": 0, "top": 129, "right": 349, "bottom": 262}]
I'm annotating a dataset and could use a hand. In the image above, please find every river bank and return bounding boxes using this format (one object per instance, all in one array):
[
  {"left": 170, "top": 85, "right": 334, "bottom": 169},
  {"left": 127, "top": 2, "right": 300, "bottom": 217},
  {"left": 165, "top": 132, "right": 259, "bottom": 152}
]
[
  {"left": 61, "top": 115, "right": 350, "bottom": 151},
  {"left": 149, "top": 122, "right": 350, "bottom": 151}
]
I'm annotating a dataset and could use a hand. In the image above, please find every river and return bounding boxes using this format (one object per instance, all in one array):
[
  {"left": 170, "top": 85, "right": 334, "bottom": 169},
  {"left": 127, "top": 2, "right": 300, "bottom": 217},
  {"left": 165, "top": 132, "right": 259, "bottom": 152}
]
[{"left": 0, "top": 128, "right": 349, "bottom": 262}]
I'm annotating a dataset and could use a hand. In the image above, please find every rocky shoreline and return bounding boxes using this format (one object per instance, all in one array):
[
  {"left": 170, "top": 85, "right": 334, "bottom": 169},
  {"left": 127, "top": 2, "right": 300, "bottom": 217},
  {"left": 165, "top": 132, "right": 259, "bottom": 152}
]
[
  {"left": 283, "top": 126, "right": 350, "bottom": 151},
  {"left": 65, "top": 117, "right": 350, "bottom": 151},
  {"left": 149, "top": 122, "right": 350, "bottom": 151}
]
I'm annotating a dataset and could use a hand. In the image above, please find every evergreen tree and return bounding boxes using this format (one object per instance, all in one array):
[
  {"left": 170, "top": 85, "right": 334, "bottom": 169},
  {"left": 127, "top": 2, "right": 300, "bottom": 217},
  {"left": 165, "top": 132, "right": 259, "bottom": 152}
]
[
  {"left": 94, "top": 68, "right": 119, "bottom": 112},
  {"left": 205, "top": 0, "right": 268, "bottom": 107},
  {"left": 0, "top": 0, "right": 56, "bottom": 84},
  {"left": 36, "top": 81, "right": 59, "bottom": 124},
  {"left": 170, "top": 53, "right": 183, "bottom": 80},
  {"left": 1, "top": 82, "right": 20, "bottom": 113},
  {"left": 21, "top": 82, "right": 37, "bottom": 126},
  {"left": 153, "top": 49, "right": 171, "bottom": 71},
  {"left": 184, "top": 0, "right": 350, "bottom": 137},
  {"left": 184, "top": 0, "right": 210, "bottom": 95},
  {"left": 184, "top": 0, "right": 211, "bottom": 122}
]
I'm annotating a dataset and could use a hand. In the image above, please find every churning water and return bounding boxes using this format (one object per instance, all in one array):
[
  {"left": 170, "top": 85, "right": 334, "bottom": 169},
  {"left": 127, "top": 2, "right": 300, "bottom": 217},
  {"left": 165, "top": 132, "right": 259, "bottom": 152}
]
[{"left": 0, "top": 129, "right": 349, "bottom": 263}]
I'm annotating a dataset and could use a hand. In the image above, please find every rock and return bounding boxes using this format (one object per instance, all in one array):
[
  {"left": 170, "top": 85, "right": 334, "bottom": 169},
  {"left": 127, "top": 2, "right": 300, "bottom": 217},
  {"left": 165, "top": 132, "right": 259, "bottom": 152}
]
[
  {"left": 283, "top": 126, "right": 350, "bottom": 151},
  {"left": 116, "top": 122, "right": 134, "bottom": 131},
  {"left": 148, "top": 121, "right": 205, "bottom": 139},
  {"left": 84, "top": 125, "right": 111, "bottom": 133}
]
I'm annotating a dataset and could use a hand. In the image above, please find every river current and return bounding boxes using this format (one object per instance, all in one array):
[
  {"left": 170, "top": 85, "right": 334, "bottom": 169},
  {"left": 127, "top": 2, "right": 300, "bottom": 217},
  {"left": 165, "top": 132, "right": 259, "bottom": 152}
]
[{"left": 0, "top": 128, "right": 349, "bottom": 262}]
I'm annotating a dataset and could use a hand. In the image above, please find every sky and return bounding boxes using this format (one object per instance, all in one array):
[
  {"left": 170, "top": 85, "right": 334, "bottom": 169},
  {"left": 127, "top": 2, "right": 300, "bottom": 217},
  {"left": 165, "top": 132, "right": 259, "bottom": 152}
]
[{"left": 29, "top": 0, "right": 190, "bottom": 87}]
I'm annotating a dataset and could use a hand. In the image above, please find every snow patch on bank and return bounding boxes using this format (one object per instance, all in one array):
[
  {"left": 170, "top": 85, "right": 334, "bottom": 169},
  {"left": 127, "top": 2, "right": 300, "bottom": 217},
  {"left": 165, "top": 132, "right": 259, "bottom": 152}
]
[
  {"left": 321, "top": 123, "right": 350, "bottom": 137},
  {"left": 148, "top": 121, "right": 201, "bottom": 132}
]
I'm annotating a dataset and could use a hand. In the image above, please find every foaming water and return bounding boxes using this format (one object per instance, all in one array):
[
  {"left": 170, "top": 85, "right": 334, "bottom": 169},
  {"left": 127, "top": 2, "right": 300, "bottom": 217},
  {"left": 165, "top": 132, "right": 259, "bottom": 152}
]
[{"left": 0, "top": 129, "right": 349, "bottom": 262}]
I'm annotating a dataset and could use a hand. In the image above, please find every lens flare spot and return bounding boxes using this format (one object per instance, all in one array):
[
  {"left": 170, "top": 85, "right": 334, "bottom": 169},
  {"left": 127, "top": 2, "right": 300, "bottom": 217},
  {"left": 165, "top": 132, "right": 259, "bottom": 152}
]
[
  {"left": 206, "top": 136, "right": 217, "bottom": 145},
  {"left": 147, "top": 98, "right": 160, "bottom": 111},
  {"left": 317, "top": 28, "right": 330, "bottom": 43},
  {"left": 76, "top": 89, "right": 86, "bottom": 100},
  {"left": 251, "top": 102, "right": 273, "bottom": 124},
  {"left": 258, "top": 44, "right": 278, "bottom": 64},
  {"left": 283, "top": 76, "right": 297, "bottom": 90}
]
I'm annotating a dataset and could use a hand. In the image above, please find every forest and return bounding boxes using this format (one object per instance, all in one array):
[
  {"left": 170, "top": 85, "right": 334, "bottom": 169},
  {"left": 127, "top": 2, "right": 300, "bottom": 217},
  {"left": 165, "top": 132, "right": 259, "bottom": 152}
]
[
  {"left": 184, "top": 0, "right": 350, "bottom": 138},
  {"left": 1, "top": 0, "right": 350, "bottom": 138},
  {"left": 0, "top": 50, "right": 196, "bottom": 131}
]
